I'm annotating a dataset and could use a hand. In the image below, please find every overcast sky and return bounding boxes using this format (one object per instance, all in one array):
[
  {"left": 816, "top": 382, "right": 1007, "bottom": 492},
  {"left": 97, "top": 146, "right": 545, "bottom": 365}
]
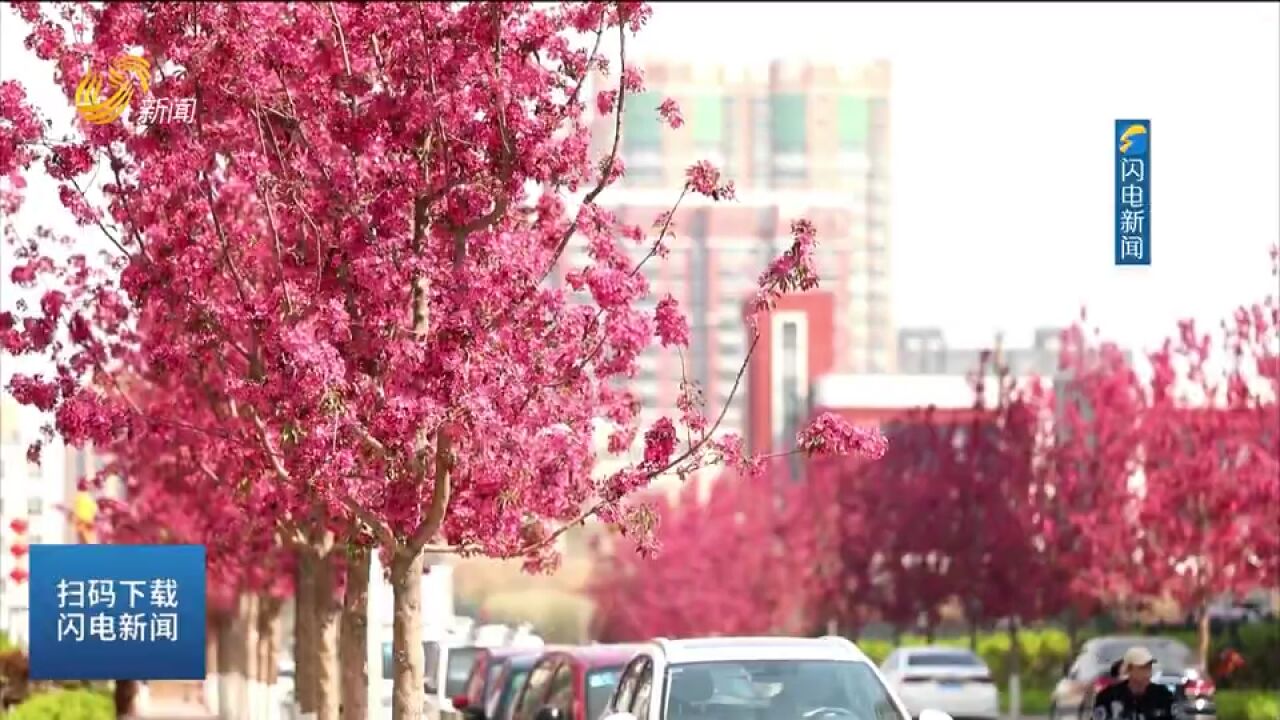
[
  {"left": 630, "top": 2, "right": 1280, "bottom": 350},
  {"left": 2, "top": 2, "right": 1278, "bottom": 400}
]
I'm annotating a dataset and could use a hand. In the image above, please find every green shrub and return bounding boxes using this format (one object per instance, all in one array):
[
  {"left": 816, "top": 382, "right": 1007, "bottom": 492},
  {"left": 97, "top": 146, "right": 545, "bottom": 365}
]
[
  {"left": 855, "top": 639, "right": 893, "bottom": 665},
  {"left": 1216, "top": 690, "right": 1280, "bottom": 720},
  {"left": 1245, "top": 692, "right": 1280, "bottom": 720},
  {"left": 7, "top": 688, "right": 113, "bottom": 720}
]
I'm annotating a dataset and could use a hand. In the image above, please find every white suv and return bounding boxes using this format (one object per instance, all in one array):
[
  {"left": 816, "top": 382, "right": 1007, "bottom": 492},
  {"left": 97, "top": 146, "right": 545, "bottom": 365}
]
[{"left": 598, "top": 636, "right": 955, "bottom": 720}]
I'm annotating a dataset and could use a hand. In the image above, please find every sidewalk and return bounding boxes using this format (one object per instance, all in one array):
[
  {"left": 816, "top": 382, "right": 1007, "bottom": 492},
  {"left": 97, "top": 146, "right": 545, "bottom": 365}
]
[{"left": 139, "top": 681, "right": 216, "bottom": 719}]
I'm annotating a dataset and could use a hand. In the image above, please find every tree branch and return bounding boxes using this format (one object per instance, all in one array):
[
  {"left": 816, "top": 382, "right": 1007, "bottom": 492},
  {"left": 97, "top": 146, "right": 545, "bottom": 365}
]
[{"left": 408, "top": 429, "right": 453, "bottom": 552}]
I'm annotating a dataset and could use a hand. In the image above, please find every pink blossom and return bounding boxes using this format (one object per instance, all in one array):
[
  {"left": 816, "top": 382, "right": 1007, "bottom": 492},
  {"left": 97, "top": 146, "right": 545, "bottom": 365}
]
[
  {"left": 641, "top": 417, "right": 677, "bottom": 469},
  {"left": 8, "top": 374, "right": 60, "bottom": 411},
  {"left": 658, "top": 97, "right": 684, "bottom": 129},
  {"left": 654, "top": 295, "right": 689, "bottom": 347},
  {"left": 797, "top": 412, "right": 888, "bottom": 460},
  {"left": 685, "top": 160, "right": 736, "bottom": 201},
  {"left": 596, "top": 90, "right": 618, "bottom": 114}
]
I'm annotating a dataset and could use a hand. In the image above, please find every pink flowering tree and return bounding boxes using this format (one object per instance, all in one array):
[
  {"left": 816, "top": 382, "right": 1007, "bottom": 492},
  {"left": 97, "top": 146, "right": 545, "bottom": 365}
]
[
  {"left": 1139, "top": 256, "right": 1279, "bottom": 670},
  {"left": 0, "top": 2, "right": 885, "bottom": 719}
]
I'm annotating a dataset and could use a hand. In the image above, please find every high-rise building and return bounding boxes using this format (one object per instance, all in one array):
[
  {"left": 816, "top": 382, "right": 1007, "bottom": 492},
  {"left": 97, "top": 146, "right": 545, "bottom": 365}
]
[
  {"left": 581, "top": 59, "right": 894, "bottom": 435},
  {"left": 897, "top": 326, "right": 1069, "bottom": 378}
]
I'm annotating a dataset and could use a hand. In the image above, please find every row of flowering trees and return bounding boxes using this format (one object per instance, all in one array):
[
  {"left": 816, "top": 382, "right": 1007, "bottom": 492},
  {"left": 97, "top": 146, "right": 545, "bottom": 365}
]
[
  {"left": 591, "top": 273, "right": 1280, "bottom": 673},
  {"left": 0, "top": 2, "right": 887, "bottom": 720}
]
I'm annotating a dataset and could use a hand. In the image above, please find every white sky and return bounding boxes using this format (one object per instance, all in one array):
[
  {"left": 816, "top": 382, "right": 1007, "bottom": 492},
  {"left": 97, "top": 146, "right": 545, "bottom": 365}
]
[
  {"left": 1, "top": 2, "right": 1278, "bottom": 401},
  {"left": 630, "top": 2, "right": 1280, "bottom": 350}
]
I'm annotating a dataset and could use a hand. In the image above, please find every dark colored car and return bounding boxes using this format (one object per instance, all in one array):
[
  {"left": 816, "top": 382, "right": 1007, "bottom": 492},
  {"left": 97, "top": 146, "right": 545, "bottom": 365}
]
[
  {"left": 454, "top": 648, "right": 543, "bottom": 720},
  {"left": 510, "top": 645, "right": 642, "bottom": 720},
  {"left": 1049, "top": 636, "right": 1216, "bottom": 720},
  {"left": 481, "top": 651, "right": 543, "bottom": 720}
]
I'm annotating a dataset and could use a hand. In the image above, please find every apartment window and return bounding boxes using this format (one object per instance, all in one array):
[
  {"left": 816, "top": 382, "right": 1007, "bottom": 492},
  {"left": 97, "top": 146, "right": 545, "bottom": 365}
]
[
  {"left": 623, "top": 91, "right": 664, "bottom": 185},
  {"left": 692, "top": 95, "right": 724, "bottom": 150},
  {"left": 837, "top": 96, "right": 870, "bottom": 150},
  {"left": 770, "top": 93, "right": 807, "bottom": 184},
  {"left": 770, "top": 94, "right": 806, "bottom": 153},
  {"left": 781, "top": 322, "right": 802, "bottom": 481},
  {"left": 623, "top": 91, "right": 663, "bottom": 152},
  {"left": 750, "top": 97, "right": 770, "bottom": 187},
  {"left": 722, "top": 95, "right": 738, "bottom": 179},
  {"left": 28, "top": 497, "right": 43, "bottom": 515}
]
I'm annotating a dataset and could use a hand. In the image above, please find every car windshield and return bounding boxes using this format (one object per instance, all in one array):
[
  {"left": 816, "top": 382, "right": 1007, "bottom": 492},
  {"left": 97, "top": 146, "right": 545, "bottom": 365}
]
[
  {"left": 664, "top": 660, "right": 906, "bottom": 720},
  {"left": 382, "top": 641, "right": 440, "bottom": 685},
  {"left": 1095, "top": 641, "right": 1191, "bottom": 673},
  {"left": 585, "top": 667, "right": 623, "bottom": 720},
  {"left": 447, "top": 647, "right": 481, "bottom": 697},
  {"left": 494, "top": 669, "right": 529, "bottom": 720},
  {"left": 906, "top": 652, "right": 984, "bottom": 668}
]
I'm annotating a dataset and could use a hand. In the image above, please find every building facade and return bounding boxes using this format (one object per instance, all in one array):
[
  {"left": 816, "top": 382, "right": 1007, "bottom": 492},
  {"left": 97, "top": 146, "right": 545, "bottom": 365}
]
[
  {"left": 897, "top": 326, "right": 1068, "bottom": 378},
  {"left": 583, "top": 59, "right": 895, "bottom": 436}
]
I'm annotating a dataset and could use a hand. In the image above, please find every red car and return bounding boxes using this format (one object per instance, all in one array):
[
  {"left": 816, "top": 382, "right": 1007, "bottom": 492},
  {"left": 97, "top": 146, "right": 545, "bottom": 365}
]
[{"left": 510, "top": 645, "right": 642, "bottom": 720}]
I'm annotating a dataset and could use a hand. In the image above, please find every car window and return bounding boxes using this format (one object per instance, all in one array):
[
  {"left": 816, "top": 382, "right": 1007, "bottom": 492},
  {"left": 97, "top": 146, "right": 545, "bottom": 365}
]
[
  {"left": 611, "top": 658, "right": 643, "bottom": 712},
  {"left": 586, "top": 665, "right": 624, "bottom": 720},
  {"left": 382, "top": 641, "right": 439, "bottom": 686},
  {"left": 546, "top": 662, "right": 575, "bottom": 714},
  {"left": 630, "top": 660, "right": 654, "bottom": 718},
  {"left": 665, "top": 660, "right": 906, "bottom": 720},
  {"left": 495, "top": 667, "right": 531, "bottom": 720},
  {"left": 448, "top": 647, "right": 482, "bottom": 697},
  {"left": 905, "top": 651, "right": 985, "bottom": 667},
  {"left": 426, "top": 642, "right": 442, "bottom": 694},
  {"left": 515, "top": 660, "right": 556, "bottom": 720},
  {"left": 1095, "top": 641, "right": 1192, "bottom": 673}
]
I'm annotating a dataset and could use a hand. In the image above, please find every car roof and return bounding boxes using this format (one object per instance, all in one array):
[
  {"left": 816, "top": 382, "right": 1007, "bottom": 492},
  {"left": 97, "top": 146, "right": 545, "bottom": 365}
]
[
  {"left": 900, "top": 646, "right": 979, "bottom": 656},
  {"left": 547, "top": 644, "right": 645, "bottom": 669},
  {"left": 651, "top": 636, "right": 871, "bottom": 665}
]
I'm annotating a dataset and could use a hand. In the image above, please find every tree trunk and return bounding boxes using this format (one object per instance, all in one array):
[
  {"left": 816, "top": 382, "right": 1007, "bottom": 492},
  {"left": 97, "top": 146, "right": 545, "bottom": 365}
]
[
  {"left": 313, "top": 547, "right": 343, "bottom": 720},
  {"left": 244, "top": 595, "right": 262, "bottom": 720},
  {"left": 297, "top": 551, "right": 319, "bottom": 716},
  {"left": 341, "top": 547, "right": 372, "bottom": 720},
  {"left": 258, "top": 596, "right": 284, "bottom": 720},
  {"left": 1197, "top": 604, "right": 1212, "bottom": 673},
  {"left": 968, "top": 617, "right": 980, "bottom": 651},
  {"left": 391, "top": 548, "right": 425, "bottom": 720},
  {"left": 206, "top": 614, "right": 223, "bottom": 717},
  {"left": 217, "top": 594, "right": 256, "bottom": 720},
  {"left": 1007, "top": 619, "right": 1022, "bottom": 720},
  {"left": 115, "top": 680, "right": 140, "bottom": 718},
  {"left": 1066, "top": 610, "right": 1081, "bottom": 658}
]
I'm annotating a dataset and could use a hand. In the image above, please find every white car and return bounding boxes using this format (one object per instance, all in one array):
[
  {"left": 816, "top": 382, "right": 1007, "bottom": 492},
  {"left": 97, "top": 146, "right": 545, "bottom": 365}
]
[
  {"left": 881, "top": 647, "right": 998, "bottom": 720},
  {"left": 598, "top": 635, "right": 955, "bottom": 720}
]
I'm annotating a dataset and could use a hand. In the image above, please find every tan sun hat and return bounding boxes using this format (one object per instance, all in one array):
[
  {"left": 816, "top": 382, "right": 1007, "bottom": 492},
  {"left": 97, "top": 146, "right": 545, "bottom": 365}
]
[{"left": 1122, "top": 646, "right": 1157, "bottom": 674}]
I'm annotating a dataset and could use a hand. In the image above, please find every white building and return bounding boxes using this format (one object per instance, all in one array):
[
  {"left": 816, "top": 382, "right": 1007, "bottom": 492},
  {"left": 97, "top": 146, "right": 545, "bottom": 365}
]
[{"left": 0, "top": 396, "right": 74, "bottom": 646}]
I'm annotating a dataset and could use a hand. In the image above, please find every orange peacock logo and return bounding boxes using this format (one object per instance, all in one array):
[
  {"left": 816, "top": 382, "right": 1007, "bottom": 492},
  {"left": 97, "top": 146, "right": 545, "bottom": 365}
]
[{"left": 74, "top": 53, "right": 152, "bottom": 125}]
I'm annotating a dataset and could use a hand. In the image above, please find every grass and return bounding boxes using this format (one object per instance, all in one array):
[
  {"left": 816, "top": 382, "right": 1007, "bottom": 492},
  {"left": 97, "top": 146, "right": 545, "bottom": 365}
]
[
  {"left": 1216, "top": 689, "right": 1280, "bottom": 720},
  {"left": 999, "top": 686, "right": 1052, "bottom": 716}
]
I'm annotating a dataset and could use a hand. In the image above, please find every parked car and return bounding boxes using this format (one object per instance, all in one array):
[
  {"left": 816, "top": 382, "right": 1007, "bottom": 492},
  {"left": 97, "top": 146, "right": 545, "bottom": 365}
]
[
  {"left": 597, "top": 636, "right": 955, "bottom": 720},
  {"left": 478, "top": 651, "right": 543, "bottom": 720},
  {"left": 454, "top": 648, "right": 544, "bottom": 720},
  {"left": 881, "top": 646, "right": 999, "bottom": 720},
  {"left": 511, "top": 645, "right": 642, "bottom": 720},
  {"left": 1048, "top": 636, "right": 1216, "bottom": 720}
]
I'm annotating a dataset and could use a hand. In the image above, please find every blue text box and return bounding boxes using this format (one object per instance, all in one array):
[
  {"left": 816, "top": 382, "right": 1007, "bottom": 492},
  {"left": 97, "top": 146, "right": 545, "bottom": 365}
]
[
  {"left": 1115, "top": 119, "right": 1151, "bottom": 266},
  {"left": 29, "top": 544, "right": 206, "bottom": 680}
]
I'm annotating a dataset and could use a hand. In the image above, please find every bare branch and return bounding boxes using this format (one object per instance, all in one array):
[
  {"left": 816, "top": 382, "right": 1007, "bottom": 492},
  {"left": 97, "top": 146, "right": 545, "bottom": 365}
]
[{"left": 408, "top": 429, "right": 453, "bottom": 552}]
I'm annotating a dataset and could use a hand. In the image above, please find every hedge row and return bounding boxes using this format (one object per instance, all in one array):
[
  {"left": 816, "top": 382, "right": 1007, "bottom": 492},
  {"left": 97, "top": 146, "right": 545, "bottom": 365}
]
[
  {"left": 856, "top": 628, "right": 1074, "bottom": 688},
  {"left": 5, "top": 689, "right": 114, "bottom": 720},
  {"left": 854, "top": 621, "right": 1280, "bottom": 690}
]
